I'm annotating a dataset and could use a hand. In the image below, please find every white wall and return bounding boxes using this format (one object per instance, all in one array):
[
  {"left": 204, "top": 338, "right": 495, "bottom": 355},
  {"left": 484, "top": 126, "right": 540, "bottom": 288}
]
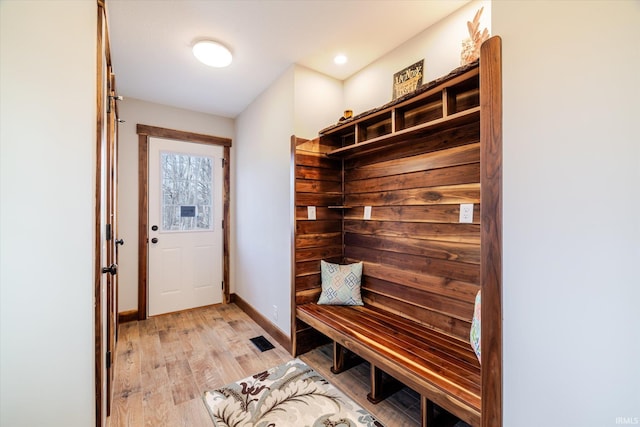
[
  {"left": 294, "top": 65, "right": 344, "bottom": 139},
  {"left": 344, "top": 0, "right": 490, "bottom": 115},
  {"left": 233, "top": 65, "right": 342, "bottom": 336},
  {"left": 0, "top": 1, "right": 97, "bottom": 425},
  {"left": 233, "top": 67, "right": 296, "bottom": 334},
  {"left": 493, "top": 1, "right": 640, "bottom": 425},
  {"left": 117, "top": 98, "right": 234, "bottom": 312}
]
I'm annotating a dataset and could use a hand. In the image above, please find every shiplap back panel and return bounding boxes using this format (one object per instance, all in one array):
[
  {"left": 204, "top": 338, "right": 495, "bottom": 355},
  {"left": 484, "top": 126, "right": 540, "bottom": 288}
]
[{"left": 342, "top": 125, "right": 480, "bottom": 342}]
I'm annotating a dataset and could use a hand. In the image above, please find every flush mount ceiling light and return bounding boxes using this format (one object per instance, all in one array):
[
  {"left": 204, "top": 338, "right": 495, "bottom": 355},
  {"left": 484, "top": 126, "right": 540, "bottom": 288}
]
[
  {"left": 334, "top": 54, "right": 348, "bottom": 65},
  {"left": 192, "top": 40, "right": 233, "bottom": 68}
]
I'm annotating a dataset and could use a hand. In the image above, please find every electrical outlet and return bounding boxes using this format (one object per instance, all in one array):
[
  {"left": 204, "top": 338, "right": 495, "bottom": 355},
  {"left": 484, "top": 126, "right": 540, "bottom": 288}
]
[
  {"left": 459, "top": 203, "right": 474, "bottom": 223},
  {"left": 307, "top": 206, "right": 316, "bottom": 220},
  {"left": 363, "top": 206, "right": 372, "bottom": 220},
  {"left": 273, "top": 305, "right": 278, "bottom": 321}
]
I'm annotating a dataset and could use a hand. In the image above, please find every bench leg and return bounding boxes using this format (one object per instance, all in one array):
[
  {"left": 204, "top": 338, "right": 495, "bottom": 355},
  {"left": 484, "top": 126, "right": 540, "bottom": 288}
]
[
  {"left": 331, "top": 341, "right": 346, "bottom": 374},
  {"left": 421, "top": 396, "right": 435, "bottom": 427},
  {"left": 330, "top": 341, "right": 363, "bottom": 374},
  {"left": 367, "top": 364, "right": 384, "bottom": 404},
  {"left": 367, "top": 364, "right": 404, "bottom": 404}
]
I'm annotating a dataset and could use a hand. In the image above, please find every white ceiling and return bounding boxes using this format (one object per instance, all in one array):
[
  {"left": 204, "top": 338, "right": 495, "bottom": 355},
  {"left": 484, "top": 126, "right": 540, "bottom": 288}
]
[{"left": 106, "top": 0, "right": 469, "bottom": 118}]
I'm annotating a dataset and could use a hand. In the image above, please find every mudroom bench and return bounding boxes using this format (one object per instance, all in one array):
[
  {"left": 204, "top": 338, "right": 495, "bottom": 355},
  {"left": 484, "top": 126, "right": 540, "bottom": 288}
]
[
  {"left": 292, "top": 37, "right": 503, "bottom": 427},
  {"left": 297, "top": 303, "right": 481, "bottom": 427}
]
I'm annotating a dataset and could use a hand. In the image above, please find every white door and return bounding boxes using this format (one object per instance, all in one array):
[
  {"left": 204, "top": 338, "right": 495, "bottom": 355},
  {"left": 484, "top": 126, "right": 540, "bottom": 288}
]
[{"left": 148, "top": 137, "right": 223, "bottom": 316}]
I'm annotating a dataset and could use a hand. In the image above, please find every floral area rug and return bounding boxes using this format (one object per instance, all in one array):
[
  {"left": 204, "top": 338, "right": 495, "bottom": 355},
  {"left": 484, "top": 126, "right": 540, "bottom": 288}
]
[{"left": 203, "top": 358, "right": 383, "bottom": 427}]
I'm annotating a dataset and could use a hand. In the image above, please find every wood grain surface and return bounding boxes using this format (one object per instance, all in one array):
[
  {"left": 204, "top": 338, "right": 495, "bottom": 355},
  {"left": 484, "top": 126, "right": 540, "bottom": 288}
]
[{"left": 107, "top": 304, "right": 425, "bottom": 427}]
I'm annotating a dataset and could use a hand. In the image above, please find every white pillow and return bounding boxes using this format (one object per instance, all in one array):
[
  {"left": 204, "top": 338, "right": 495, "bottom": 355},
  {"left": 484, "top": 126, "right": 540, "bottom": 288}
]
[
  {"left": 469, "top": 289, "right": 481, "bottom": 363},
  {"left": 317, "top": 260, "right": 364, "bottom": 306}
]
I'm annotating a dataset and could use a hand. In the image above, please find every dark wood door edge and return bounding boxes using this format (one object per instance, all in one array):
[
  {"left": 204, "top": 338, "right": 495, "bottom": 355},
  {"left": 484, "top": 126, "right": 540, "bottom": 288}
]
[
  {"left": 137, "top": 134, "right": 148, "bottom": 320},
  {"left": 95, "top": 3, "right": 105, "bottom": 424}
]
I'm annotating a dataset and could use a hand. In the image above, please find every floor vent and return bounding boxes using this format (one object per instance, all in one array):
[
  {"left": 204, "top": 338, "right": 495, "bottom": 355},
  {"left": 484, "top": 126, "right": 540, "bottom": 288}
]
[{"left": 250, "top": 335, "right": 275, "bottom": 352}]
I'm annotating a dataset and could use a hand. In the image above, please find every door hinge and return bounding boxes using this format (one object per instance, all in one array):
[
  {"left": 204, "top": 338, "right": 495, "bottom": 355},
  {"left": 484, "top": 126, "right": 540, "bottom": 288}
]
[
  {"left": 221, "top": 158, "right": 225, "bottom": 168},
  {"left": 221, "top": 219, "right": 224, "bottom": 229},
  {"left": 221, "top": 281, "right": 224, "bottom": 290},
  {"left": 106, "top": 351, "right": 112, "bottom": 369},
  {"left": 107, "top": 85, "right": 111, "bottom": 114},
  {"left": 105, "top": 223, "right": 112, "bottom": 241}
]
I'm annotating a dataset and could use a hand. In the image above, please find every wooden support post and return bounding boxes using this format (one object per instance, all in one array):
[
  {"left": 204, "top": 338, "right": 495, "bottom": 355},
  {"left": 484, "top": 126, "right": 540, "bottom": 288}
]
[
  {"left": 480, "top": 35, "right": 503, "bottom": 427},
  {"left": 367, "top": 364, "right": 384, "bottom": 404},
  {"left": 367, "top": 363, "right": 404, "bottom": 404},
  {"left": 331, "top": 341, "right": 364, "bottom": 374},
  {"left": 421, "top": 396, "right": 435, "bottom": 427},
  {"left": 331, "top": 341, "right": 346, "bottom": 374}
]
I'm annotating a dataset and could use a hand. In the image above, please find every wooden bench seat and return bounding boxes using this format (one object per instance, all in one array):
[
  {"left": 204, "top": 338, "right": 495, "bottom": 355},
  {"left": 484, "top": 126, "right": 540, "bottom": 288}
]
[{"left": 297, "top": 303, "right": 481, "bottom": 427}]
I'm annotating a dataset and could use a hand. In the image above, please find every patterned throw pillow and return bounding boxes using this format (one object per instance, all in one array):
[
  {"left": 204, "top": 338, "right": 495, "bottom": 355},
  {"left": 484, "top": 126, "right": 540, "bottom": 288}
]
[
  {"left": 317, "top": 260, "right": 364, "bottom": 306},
  {"left": 470, "top": 289, "right": 481, "bottom": 363}
]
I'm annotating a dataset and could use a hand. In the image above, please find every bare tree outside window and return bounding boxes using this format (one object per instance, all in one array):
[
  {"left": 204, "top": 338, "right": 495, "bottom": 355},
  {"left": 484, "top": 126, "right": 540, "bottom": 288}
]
[{"left": 161, "top": 152, "right": 213, "bottom": 231}]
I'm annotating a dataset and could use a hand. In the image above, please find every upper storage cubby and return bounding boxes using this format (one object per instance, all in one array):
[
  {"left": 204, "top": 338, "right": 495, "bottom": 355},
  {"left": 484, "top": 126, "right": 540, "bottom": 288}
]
[
  {"left": 446, "top": 73, "right": 480, "bottom": 115},
  {"left": 320, "top": 61, "right": 479, "bottom": 157},
  {"left": 357, "top": 111, "right": 393, "bottom": 142},
  {"left": 396, "top": 92, "right": 443, "bottom": 130}
]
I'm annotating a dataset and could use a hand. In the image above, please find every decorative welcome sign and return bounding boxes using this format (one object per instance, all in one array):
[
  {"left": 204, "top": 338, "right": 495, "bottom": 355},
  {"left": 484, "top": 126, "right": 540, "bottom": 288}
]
[{"left": 392, "top": 59, "right": 424, "bottom": 100}]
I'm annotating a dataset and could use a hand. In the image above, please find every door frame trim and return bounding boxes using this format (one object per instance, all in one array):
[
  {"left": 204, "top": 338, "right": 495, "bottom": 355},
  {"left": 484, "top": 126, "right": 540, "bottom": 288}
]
[
  {"left": 136, "top": 124, "right": 232, "bottom": 320},
  {"left": 95, "top": 1, "right": 117, "bottom": 423},
  {"left": 94, "top": 3, "right": 105, "bottom": 423}
]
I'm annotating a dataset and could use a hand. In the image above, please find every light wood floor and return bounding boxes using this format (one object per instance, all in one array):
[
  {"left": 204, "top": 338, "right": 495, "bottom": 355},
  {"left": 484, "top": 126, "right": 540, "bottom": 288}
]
[{"left": 107, "top": 303, "right": 439, "bottom": 426}]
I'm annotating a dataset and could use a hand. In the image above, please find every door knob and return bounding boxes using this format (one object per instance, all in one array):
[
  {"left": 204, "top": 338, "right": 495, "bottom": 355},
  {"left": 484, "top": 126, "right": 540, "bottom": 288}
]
[
  {"left": 115, "top": 238, "right": 125, "bottom": 246},
  {"left": 151, "top": 237, "right": 159, "bottom": 244},
  {"left": 102, "top": 263, "right": 117, "bottom": 275}
]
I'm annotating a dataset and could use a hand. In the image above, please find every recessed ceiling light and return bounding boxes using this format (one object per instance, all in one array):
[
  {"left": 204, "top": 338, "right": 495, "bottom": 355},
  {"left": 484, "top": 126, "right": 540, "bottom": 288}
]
[
  {"left": 192, "top": 40, "right": 233, "bottom": 68},
  {"left": 334, "top": 54, "right": 348, "bottom": 65}
]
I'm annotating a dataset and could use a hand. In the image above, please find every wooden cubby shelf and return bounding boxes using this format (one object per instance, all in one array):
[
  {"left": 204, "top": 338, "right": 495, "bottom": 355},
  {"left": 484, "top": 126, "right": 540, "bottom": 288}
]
[
  {"left": 326, "top": 107, "right": 479, "bottom": 158},
  {"left": 320, "top": 63, "right": 479, "bottom": 158}
]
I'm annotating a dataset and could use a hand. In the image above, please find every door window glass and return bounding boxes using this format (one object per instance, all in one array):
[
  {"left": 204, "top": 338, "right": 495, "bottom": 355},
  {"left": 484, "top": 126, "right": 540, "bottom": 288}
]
[{"left": 160, "top": 151, "right": 213, "bottom": 231}]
